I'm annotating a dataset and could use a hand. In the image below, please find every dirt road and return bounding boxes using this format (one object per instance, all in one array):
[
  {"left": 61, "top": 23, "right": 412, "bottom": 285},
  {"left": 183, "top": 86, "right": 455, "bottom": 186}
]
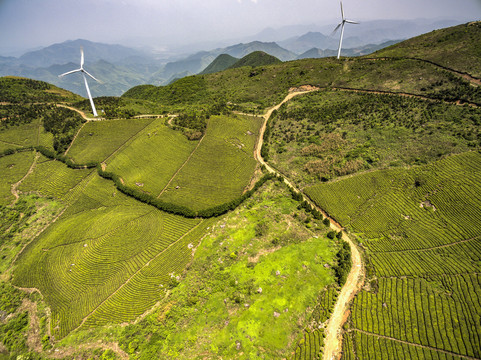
[
  {"left": 56, "top": 104, "right": 100, "bottom": 121},
  {"left": 254, "top": 88, "right": 365, "bottom": 360},
  {"left": 322, "top": 231, "right": 363, "bottom": 360}
]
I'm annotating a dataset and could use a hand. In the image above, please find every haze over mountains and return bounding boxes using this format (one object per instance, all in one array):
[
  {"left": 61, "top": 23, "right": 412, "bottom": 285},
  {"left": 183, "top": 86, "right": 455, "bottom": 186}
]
[{"left": 0, "top": 18, "right": 464, "bottom": 97}]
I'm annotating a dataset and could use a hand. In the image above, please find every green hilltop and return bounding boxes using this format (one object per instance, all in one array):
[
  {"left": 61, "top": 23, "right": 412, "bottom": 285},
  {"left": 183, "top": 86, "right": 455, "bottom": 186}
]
[
  {"left": 227, "top": 51, "right": 282, "bottom": 69},
  {"left": 0, "top": 76, "right": 83, "bottom": 103},
  {"left": 200, "top": 54, "right": 238, "bottom": 75},
  {"left": 0, "top": 22, "right": 480, "bottom": 360},
  {"left": 373, "top": 21, "right": 481, "bottom": 77}
]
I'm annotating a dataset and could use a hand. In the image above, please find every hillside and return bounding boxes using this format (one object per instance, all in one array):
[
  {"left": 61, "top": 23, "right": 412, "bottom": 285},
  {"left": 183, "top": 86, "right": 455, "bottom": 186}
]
[
  {"left": 0, "top": 76, "right": 82, "bottom": 103},
  {"left": 0, "top": 22, "right": 480, "bottom": 360},
  {"left": 149, "top": 41, "right": 296, "bottom": 85},
  {"left": 17, "top": 39, "right": 152, "bottom": 68},
  {"left": 228, "top": 51, "right": 282, "bottom": 69},
  {"left": 373, "top": 21, "right": 481, "bottom": 78},
  {"left": 199, "top": 54, "right": 238, "bottom": 75}
]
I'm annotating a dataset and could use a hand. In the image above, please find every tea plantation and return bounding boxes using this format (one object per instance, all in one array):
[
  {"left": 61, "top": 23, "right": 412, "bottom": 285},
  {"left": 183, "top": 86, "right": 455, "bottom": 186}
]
[{"left": 306, "top": 152, "right": 481, "bottom": 359}]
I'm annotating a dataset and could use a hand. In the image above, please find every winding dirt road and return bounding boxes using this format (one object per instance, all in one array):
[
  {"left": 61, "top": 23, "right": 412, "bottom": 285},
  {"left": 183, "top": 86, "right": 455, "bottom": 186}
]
[
  {"left": 10, "top": 152, "right": 40, "bottom": 203},
  {"left": 254, "top": 88, "right": 365, "bottom": 360},
  {"left": 56, "top": 104, "right": 105, "bottom": 121}
]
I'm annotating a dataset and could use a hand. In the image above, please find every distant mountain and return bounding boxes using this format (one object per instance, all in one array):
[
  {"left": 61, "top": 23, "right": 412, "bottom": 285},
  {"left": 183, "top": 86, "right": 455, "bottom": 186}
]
[
  {"left": 0, "top": 39, "right": 163, "bottom": 96},
  {"left": 148, "top": 51, "right": 216, "bottom": 85},
  {"left": 228, "top": 51, "right": 281, "bottom": 69},
  {"left": 200, "top": 54, "right": 238, "bottom": 75},
  {"left": 220, "top": 41, "right": 296, "bottom": 61},
  {"left": 0, "top": 59, "right": 153, "bottom": 97},
  {"left": 17, "top": 39, "right": 154, "bottom": 68},
  {"left": 296, "top": 48, "right": 337, "bottom": 59},
  {"left": 150, "top": 41, "right": 296, "bottom": 85},
  {"left": 280, "top": 32, "right": 338, "bottom": 54},
  {"left": 0, "top": 39, "right": 296, "bottom": 95},
  {"left": 296, "top": 40, "right": 401, "bottom": 60},
  {"left": 257, "top": 19, "right": 466, "bottom": 50}
]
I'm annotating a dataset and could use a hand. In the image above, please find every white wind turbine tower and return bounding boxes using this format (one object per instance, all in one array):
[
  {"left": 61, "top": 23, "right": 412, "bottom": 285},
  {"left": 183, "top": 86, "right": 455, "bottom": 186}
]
[
  {"left": 332, "top": 1, "right": 359, "bottom": 59},
  {"left": 58, "top": 47, "right": 99, "bottom": 117}
]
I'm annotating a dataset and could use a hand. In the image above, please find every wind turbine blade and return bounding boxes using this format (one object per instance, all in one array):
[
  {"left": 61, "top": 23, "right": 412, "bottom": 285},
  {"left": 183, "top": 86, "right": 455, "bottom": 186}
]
[
  {"left": 58, "top": 68, "right": 82, "bottom": 77},
  {"left": 337, "top": 23, "right": 345, "bottom": 59},
  {"left": 83, "top": 69, "right": 100, "bottom": 83},
  {"left": 331, "top": 22, "right": 342, "bottom": 36},
  {"left": 345, "top": 20, "right": 360, "bottom": 24},
  {"left": 82, "top": 73, "right": 98, "bottom": 117},
  {"left": 340, "top": 1, "right": 345, "bottom": 20},
  {"left": 80, "top": 47, "right": 84, "bottom": 68}
]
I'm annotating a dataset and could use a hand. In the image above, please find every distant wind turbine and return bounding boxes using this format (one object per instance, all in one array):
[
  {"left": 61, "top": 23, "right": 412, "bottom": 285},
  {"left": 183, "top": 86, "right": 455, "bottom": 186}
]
[
  {"left": 58, "top": 47, "right": 99, "bottom": 117},
  {"left": 332, "top": 1, "right": 359, "bottom": 59}
]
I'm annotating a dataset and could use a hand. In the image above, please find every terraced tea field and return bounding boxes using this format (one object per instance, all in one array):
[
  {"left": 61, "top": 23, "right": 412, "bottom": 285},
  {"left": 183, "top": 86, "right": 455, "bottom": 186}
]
[
  {"left": 306, "top": 151, "right": 481, "bottom": 359},
  {"left": 19, "top": 155, "right": 93, "bottom": 201},
  {"left": 0, "top": 151, "right": 35, "bottom": 205},
  {"left": 67, "top": 118, "right": 154, "bottom": 164},
  {"left": 105, "top": 118, "right": 198, "bottom": 196},
  {"left": 159, "top": 114, "right": 262, "bottom": 210},
  {"left": 0, "top": 117, "right": 53, "bottom": 151},
  {"left": 4, "top": 105, "right": 264, "bottom": 343},
  {"left": 13, "top": 173, "right": 212, "bottom": 338}
]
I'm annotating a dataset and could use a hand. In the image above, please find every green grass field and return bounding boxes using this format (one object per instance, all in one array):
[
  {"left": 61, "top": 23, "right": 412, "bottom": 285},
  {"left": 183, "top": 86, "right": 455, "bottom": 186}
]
[
  {"left": 306, "top": 151, "right": 481, "bottom": 359},
  {"left": 0, "top": 76, "right": 82, "bottom": 104},
  {"left": 66, "top": 118, "right": 154, "bottom": 164},
  {"left": 159, "top": 114, "right": 262, "bottom": 210}
]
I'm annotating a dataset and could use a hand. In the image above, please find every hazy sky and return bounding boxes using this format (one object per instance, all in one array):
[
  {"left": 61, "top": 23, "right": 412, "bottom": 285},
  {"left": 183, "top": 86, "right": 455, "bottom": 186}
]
[{"left": 1, "top": 0, "right": 480, "bottom": 54}]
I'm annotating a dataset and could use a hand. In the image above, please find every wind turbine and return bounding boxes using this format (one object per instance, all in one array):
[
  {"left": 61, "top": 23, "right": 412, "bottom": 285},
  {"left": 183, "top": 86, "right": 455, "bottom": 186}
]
[
  {"left": 58, "top": 47, "right": 99, "bottom": 117},
  {"left": 332, "top": 1, "right": 359, "bottom": 59}
]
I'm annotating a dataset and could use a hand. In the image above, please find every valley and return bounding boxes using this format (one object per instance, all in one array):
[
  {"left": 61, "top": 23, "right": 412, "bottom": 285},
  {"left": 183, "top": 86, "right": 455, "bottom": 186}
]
[{"left": 0, "top": 21, "right": 480, "bottom": 360}]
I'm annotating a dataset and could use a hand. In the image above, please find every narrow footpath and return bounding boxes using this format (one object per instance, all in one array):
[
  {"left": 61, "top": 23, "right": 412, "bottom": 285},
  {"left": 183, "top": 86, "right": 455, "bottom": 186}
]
[{"left": 254, "top": 88, "right": 365, "bottom": 360}]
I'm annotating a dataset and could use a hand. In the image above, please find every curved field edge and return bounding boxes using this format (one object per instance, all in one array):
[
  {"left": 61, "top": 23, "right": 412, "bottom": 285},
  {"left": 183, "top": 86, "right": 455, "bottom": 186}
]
[
  {"left": 12, "top": 171, "right": 214, "bottom": 339},
  {"left": 2, "top": 144, "right": 272, "bottom": 219},
  {"left": 158, "top": 114, "right": 263, "bottom": 211}
]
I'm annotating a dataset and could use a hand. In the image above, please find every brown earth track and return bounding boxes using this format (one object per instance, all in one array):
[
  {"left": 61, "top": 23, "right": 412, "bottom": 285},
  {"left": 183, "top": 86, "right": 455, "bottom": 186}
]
[
  {"left": 254, "top": 88, "right": 365, "bottom": 360},
  {"left": 10, "top": 151, "right": 40, "bottom": 203},
  {"left": 56, "top": 104, "right": 100, "bottom": 121},
  {"left": 332, "top": 86, "right": 478, "bottom": 107}
]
